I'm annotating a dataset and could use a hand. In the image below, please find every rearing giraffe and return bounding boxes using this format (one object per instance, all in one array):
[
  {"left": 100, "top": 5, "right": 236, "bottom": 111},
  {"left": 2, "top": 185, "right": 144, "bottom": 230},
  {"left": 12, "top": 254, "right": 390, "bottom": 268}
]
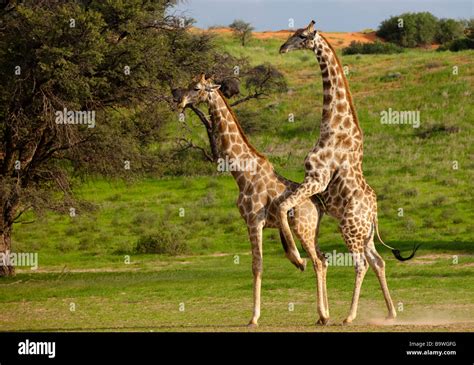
[
  {"left": 278, "top": 21, "right": 419, "bottom": 324},
  {"left": 177, "top": 74, "right": 329, "bottom": 327}
]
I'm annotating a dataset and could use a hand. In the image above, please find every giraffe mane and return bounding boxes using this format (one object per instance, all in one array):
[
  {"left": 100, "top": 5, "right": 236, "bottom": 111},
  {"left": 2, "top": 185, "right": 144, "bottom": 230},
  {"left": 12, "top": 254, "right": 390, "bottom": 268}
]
[
  {"left": 216, "top": 89, "right": 266, "bottom": 159},
  {"left": 318, "top": 33, "right": 362, "bottom": 132}
]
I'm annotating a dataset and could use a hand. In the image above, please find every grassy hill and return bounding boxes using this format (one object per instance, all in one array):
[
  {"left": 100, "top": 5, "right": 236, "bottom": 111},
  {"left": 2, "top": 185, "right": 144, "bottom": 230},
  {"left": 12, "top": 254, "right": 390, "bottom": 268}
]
[{"left": 3, "top": 33, "right": 473, "bottom": 331}]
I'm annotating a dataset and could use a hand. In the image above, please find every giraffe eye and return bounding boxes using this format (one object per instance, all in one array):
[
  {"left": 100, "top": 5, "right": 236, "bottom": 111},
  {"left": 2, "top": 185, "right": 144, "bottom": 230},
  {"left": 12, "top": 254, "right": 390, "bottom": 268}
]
[{"left": 194, "top": 87, "right": 200, "bottom": 91}]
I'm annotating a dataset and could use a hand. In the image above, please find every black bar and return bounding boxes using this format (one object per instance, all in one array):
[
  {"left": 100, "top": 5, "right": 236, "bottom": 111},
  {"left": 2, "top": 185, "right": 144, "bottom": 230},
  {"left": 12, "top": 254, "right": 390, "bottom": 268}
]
[{"left": 0, "top": 332, "right": 472, "bottom": 364}]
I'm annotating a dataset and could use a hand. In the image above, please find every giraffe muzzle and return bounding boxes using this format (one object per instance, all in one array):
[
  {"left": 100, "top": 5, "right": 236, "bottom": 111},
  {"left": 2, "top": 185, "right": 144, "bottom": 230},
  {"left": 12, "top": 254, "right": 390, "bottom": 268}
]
[
  {"left": 279, "top": 44, "right": 290, "bottom": 54},
  {"left": 177, "top": 97, "right": 188, "bottom": 112}
]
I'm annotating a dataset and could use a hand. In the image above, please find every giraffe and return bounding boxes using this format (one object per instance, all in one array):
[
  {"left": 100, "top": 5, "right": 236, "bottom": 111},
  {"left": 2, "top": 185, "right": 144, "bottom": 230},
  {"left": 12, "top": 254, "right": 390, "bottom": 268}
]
[
  {"left": 177, "top": 73, "right": 330, "bottom": 327},
  {"left": 278, "top": 20, "right": 419, "bottom": 324}
]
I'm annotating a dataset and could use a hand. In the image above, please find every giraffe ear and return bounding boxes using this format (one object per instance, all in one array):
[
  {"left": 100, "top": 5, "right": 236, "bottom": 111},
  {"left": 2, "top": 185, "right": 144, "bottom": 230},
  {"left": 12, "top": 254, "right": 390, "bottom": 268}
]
[
  {"left": 307, "top": 20, "right": 315, "bottom": 33},
  {"left": 205, "top": 84, "right": 221, "bottom": 92},
  {"left": 199, "top": 73, "right": 206, "bottom": 83}
]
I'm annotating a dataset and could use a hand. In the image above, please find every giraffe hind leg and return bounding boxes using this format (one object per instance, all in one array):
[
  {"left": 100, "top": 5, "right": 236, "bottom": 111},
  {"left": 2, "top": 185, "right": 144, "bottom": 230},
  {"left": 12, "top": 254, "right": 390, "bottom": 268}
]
[
  {"left": 365, "top": 241, "right": 397, "bottom": 320},
  {"left": 340, "top": 222, "right": 370, "bottom": 325},
  {"left": 292, "top": 205, "right": 329, "bottom": 324}
]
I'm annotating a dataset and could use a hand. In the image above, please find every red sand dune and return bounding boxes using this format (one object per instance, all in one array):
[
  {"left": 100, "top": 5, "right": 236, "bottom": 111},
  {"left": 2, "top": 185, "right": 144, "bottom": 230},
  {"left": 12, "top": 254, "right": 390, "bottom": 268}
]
[{"left": 191, "top": 27, "right": 379, "bottom": 49}]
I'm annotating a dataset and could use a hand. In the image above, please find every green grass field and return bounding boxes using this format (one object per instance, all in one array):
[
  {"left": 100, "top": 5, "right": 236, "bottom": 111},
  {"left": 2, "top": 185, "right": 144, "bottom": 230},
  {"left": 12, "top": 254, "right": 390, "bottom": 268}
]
[{"left": 1, "top": 34, "right": 473, "bottom": 332}]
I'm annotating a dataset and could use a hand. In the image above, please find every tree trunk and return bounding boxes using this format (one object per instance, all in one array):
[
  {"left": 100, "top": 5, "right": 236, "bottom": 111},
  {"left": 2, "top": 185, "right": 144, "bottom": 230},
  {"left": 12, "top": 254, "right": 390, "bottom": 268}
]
[
  {"left": 0, "top": 228, "right": 15, "bottom": 277},
  {"left": 190, "top": 105, "right": 219, "bottom": 162}
]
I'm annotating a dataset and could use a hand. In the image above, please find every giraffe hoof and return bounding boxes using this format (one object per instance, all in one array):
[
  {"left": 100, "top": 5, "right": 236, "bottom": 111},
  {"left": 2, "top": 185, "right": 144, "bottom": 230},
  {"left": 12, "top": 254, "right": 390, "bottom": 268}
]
[
  {"left": 385, "top": 313, "right": 397, "bottom": 322},
  {"left": 316, "top": 317, "right": 329, "bottom": 326},
  {"left": 298, "top": 258, "right": 307, "bottom": 272},
  {"left": 342, "top": 318, "right": 353, "bottom": 325},
  {"left": 247, "top": 322, "right": 259, "bottom": 329}
]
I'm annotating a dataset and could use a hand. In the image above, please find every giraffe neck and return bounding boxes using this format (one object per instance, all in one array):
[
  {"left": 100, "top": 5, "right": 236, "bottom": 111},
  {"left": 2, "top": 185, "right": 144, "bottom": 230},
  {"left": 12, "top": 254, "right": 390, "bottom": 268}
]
[
  {"left": 208, "top": 91, "right": 266, "bottom": 180},
  {"left": 312, "top": 34, "right": 362, "bottom": 142}
]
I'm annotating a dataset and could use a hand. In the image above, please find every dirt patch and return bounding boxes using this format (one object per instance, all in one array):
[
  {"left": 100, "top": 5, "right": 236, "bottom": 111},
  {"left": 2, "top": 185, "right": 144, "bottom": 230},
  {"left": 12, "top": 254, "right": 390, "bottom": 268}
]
[
  {"left": 15, "top": 267, "right": 145, "bottom": 274},
  {"left": 406, "top": 253, "right": 473, "bottom": 265}
]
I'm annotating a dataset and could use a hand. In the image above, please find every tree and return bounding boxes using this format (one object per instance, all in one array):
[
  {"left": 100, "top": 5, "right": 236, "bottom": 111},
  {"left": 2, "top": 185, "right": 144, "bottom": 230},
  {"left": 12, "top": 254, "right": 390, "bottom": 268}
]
[
  {"left": 436, "top": 18, "right": 465, "bottom": 44},
  {"left": 229, "top": 19, "right": 254, "bottom": 46},
  {"left": 0, "top": 0, "right": 215, "bottom": 276},
  {"left": 377, "top": 12, "right": 439, "bottom": 47},
  {"left": 464, "top": 18, "right": 474, "bottom": 40},
  {"left": 235, "top": 64, "right": 287, "bottom": 106},
  {"left": 172, "top": 62, "right": 288, "bottom": 163}
]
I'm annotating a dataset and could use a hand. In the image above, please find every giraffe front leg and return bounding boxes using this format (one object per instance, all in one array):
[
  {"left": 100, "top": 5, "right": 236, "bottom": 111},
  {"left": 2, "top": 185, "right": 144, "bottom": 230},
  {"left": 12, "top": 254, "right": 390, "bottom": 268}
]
[
  {"left": 278, "top": 180, "right": 326, "bottom": 271},
  {"left": 316, "top": 247, "right": 330, "bottom": 325},
  {"left": 248, "top": 222, "right": 264, "bottom": 328},
  {"left": 309, "top": 252, "right": 329, "bottom": 325}
]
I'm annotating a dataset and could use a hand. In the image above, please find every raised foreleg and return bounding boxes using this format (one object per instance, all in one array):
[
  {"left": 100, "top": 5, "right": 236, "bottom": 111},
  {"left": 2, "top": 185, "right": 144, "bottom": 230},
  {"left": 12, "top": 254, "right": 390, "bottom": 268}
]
[{"left": 278, "top": 168, "right": 331, "bottom": 272}]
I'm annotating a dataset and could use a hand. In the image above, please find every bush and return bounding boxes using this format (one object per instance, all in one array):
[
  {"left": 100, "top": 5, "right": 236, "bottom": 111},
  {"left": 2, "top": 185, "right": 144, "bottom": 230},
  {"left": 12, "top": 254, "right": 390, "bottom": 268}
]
[
  {"left": 342, "top": 41, "right": 404, "bottom": 55},
  {"left": 436, "top": 18, "right": 465, "bottom": 44},
  {"left": 135, "top": 221, "right": 188, "bottom": 255},
  {"left": 380, "top": 72, "right": 402, "bottom": 82},
  {"left": 437, "top": 38, "right": 474, "bottom": 52},
  {"left": 136, "top": 233, "right": 188, "bottom": 255},
  {"left": 377, "top": 12, "right": 439, "bottom": 47}
]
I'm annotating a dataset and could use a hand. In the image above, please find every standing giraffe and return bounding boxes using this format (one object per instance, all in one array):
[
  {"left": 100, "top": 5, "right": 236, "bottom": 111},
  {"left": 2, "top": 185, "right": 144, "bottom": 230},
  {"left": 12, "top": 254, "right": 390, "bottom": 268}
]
[
  {"left": 177, "top": 74, "right": 330, "bottom": 327},
  {"left": 278, "top": 21, "right": 418, "bottom": 324}
]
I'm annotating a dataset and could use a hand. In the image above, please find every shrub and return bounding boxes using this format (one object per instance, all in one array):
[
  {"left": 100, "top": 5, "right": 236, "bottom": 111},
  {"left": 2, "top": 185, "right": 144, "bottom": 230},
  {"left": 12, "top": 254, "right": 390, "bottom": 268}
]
[
  {"left": 437, "top": 38, "right": 474, "bottom": 52},
  {"left": 135, "top": 221, "right": 188, "bottom": 255},
  {"left": 377, "top": 12, "right": 439, "bottom": 47},
  {"left": 436, "top": 18, "right": 465, "bottom": 44},
  {"left": 136, "top": 233, "right": 188, "bottom": 255},
  {"left": 380, "top": 72, "right": 402, "bottom": 82},
  {"left": 342, "top": 41, "right": 403, "bottom": 55}
]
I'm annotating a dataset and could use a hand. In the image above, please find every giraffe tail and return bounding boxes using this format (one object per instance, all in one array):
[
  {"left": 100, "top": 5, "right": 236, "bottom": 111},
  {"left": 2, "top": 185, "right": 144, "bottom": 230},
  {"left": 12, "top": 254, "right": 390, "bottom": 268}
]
[{"left": 373, "top": 217, "right": 420, "bottom": 261}]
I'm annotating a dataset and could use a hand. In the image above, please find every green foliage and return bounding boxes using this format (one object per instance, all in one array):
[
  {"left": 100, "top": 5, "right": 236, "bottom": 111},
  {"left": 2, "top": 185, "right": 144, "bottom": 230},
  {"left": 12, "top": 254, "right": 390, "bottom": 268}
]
[
  {"left": 135, "top": 223, "right": 188, "bottom": 255},
  {"left": 436, "top": 18, "right": 474, "bottom": 51},
  {"left": 342, "top": 41, "right": 404, "bottom": 55},
  {"left": 135, "top": 234, "right": 188, "bottom": 255},
  {"left": 438, "top": 38, "right": 474, "bottom": 52},
  {"left": 0, "top": 0, "right": 226, "bottom": 253},
  {"left": 229, "top": 19, "right": 254, "bottom": 46},
  {"left": 0, "top": 0, "right": 222, "bottom": 249},
  {"left": 244, "top": 63, "right": 288, "bottom": 95},
  {"left": 466, "top": 19, "right": 474, "bottom": 40},
  {"left": 377, "top": 12, "right": 439, "bottom": 47},
  {"left": 436, "top": 18, "right": 465, "bottom": 44}
]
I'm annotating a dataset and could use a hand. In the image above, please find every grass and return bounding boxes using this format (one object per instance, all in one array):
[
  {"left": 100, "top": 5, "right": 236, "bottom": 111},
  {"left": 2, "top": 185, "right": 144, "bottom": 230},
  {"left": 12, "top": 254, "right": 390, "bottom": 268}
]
[
  {"left": 1, "top": 249, "right": 473, "bottom": 331},
  {"left": 3, "top": 33, "right": 474, "bottom": 332}
]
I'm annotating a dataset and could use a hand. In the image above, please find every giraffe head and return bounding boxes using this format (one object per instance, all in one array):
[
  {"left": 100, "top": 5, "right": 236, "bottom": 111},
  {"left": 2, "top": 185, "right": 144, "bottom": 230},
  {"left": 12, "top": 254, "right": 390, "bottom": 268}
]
[
  {"left": 176, "top": 73, "right": 221, "bottom": 111},
  {"left": 279, "top": 20, "right": 319, "bottom": 54}
]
